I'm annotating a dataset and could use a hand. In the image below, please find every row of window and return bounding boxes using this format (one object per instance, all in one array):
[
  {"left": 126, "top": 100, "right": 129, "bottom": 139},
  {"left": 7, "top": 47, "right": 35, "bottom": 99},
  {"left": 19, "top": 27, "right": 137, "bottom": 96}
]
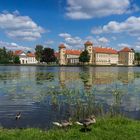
[{"left": 94, "top": 54, "right": 118, "bottom": 58}]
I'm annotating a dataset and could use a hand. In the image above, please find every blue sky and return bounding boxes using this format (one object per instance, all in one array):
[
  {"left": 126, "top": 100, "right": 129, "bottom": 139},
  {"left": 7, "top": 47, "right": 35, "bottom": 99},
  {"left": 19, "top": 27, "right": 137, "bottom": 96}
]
[{"left": 0, "top": 0, "right": 140, "bottom": 51}]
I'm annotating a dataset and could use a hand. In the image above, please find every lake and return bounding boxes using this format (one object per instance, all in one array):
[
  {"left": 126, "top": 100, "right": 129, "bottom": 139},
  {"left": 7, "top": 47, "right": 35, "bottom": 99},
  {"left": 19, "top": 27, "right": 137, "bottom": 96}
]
[{"left": 0, "top": 66, "right": 140, "bottom": 129}]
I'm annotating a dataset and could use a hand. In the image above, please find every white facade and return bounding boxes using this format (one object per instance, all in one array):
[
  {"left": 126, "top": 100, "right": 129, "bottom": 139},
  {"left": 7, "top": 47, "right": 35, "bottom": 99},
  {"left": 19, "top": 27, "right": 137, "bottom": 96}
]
[
  {"left": 19, "top": 53, "right": 28, "bottom": 64},
  {"left": 119, "top": 49, "right": 135, "bottom": 66},
  {"left": 110, "top": 54, "right": 119, "bottom": 65},
  {"left": 15, "top": 51, "right": 38, "bottom": 64},
  {"left": 27, "top": 57, "right": 38, "bottom": 64}
]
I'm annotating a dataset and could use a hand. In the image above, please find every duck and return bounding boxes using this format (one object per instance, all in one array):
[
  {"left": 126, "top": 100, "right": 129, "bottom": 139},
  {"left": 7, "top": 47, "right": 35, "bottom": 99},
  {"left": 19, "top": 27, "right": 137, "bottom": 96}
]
[
  {"left": 75, "top": 115, "right": 96, "bottom": 131},
  {"left": 53, "top": 119, "right": 72, "bottom": 128},
  {"left": 15, "top": 112, "right": 21, "bottom": 120}
]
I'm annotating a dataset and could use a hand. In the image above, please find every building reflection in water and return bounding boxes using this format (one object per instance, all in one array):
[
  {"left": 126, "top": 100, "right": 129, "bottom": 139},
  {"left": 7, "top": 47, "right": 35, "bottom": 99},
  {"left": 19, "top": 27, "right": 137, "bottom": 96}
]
[
  {"left": 58, "top": 67, "right": 140, "bottom": 118},
  {"left": 58, "top": 67, "right": 135, "bottom": 90}
]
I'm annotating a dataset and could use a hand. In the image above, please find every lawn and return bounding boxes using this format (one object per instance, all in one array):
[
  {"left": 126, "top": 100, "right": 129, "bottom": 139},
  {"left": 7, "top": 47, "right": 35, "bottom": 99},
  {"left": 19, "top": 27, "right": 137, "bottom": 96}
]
[{"left": 0, "top": 117, "right": 140, "bottom": 140}]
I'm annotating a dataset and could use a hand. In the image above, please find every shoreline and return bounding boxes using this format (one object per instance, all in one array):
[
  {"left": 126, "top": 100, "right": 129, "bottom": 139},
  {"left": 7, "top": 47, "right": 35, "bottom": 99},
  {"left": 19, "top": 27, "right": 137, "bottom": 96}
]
[{"left": 0, "top": 64, "right": 139, "bottom": 67}]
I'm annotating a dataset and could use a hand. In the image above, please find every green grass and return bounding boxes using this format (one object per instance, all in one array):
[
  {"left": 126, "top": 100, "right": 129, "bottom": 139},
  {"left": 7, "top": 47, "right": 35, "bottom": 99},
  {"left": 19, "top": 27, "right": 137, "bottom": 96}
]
[{"left": 0, "top": 117, "right": 140, "bottom": 140}]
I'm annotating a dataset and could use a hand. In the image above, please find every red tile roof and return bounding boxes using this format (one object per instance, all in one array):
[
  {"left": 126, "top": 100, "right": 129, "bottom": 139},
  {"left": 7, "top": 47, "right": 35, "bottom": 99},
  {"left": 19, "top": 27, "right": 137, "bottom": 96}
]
[
  {"left": 93, "top": 47, "right": 118, "bottom": 54},
  {"left": 66, "top": 50, "right": 82, "bottom": 55},
  {"left": 27, "top": 53, "right": 35, "bottom": 57},
  {"left": 14, "top": 50, "right": 24, "bottom": 55},
  {"left": 59, "top": 44, "right": 66, "bottom": 49},
  {"left": 119, "top": 47, "right": 133, "bottom": 52},
  {"left": 84, "top": 41, "right": 93, "bottom": 45},
  {"left": 14, "top": 50, "right": 36, "bottom": 57}
]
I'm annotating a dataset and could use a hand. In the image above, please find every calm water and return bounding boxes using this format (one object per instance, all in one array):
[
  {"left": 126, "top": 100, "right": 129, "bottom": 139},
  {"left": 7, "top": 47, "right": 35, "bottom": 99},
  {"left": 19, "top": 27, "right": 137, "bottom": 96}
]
[{"left": 0, "top": 66, "right": 140, "bottom": 129}]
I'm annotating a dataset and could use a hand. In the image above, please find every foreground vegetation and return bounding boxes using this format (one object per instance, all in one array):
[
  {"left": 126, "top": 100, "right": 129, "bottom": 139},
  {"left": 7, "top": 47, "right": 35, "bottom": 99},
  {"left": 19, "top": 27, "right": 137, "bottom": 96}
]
[{"left": 0, "top": 117, "right": 140, "bottom": 140}]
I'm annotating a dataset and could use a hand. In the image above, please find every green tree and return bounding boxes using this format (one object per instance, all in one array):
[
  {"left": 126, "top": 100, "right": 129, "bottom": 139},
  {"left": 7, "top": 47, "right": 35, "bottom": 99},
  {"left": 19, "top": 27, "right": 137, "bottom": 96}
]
[
  {"left": 0, "top": 47, "right": 11, "bottom": 64},
  {"left": 7, "top": 50, "right": 13, "bottom": 63},
  {"left": 35, "top": 45, "right": 43, "bottom": 63},
  {"left": 79, "top": 50, "right": 90, "bottom": 64},
  {"left": 42, "top": 48, "right": 56, "bottom": 64},
  {"left": 135, "top": 52, "right": 140, "bottom": 65},
  {"left": 13, "top": 56, "right": 20, "bottom": 64}
]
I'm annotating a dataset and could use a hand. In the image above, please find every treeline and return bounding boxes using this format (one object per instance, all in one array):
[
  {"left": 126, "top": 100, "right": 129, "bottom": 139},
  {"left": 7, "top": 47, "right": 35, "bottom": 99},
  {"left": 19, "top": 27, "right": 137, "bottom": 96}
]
[
  {"left": 35, "top": 45, "right": 57, "bottom": 64},
  {"left": 0, "top": 47, "right": 20, "bottom": 64}
]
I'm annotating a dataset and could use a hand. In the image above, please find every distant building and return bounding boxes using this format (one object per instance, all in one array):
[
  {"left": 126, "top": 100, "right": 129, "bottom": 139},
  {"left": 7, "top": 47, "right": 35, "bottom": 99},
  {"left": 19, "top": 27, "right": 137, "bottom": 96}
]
[
  {"left": 14, "top": 50, "right": 38, "bottom": 64},
  {"left": 59, "top": 44, "right": 81, "bottom": 65},
  {"left": 58, "top": 41, "right": 135, "bottom": 66},
  {"left": 118, "top": 47, "right": 135, "bottom": 66}
]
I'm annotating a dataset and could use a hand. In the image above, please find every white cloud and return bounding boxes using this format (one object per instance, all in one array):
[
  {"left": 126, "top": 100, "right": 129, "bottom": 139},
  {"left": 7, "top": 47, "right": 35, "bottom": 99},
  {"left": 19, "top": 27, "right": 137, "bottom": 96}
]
[
  {"left": 66, "top": 0, "right": 139, "bottom": 19},
  {"left": 59, "top": 33, "right": 83, "bottom": 48},
  {"left": 0, "top": 41, "right": 32, "bottom": 50},
  {"left": 118, "top": 42, "right": 140, "bottom": 50},
  {"left": 59, "top": 33, "right": 111, "bottom": 49},
  {"left": 44, "top": 40, "right": 54, "bottom": 47},
  {"left": 137, "top": 37, "right": 140, "bottom": 41},
  {"left": 59, "top": 33, "right": 71, "bottom": 38},
  {"left": 91, "top": 16, "right": 140, "bottom": 36},
  {"left": 0, "top": 11, "right": 45, "bottom": 41},
  {"left": 65, "top": 36, "right": 83, "bottom": 46},
  {"left": 135, "top": 42, "right": 140, "bottom": 49},
  {"left": 98, "top": 37, "right": 110, "bottom": 45},
  {"left": 136, "top": 45, "right": 140, "bottom": 49},
  {"left": 118, "top": 43, "right": 131, "bottom": 48},
  {"left": 85, "top": 36, "right": 110, "bottom": 46}
]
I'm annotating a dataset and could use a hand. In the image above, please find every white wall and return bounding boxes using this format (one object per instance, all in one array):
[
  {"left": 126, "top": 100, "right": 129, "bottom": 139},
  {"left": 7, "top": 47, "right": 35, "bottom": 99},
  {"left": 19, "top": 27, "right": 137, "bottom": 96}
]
[
  {"left": 19, "top": 53, "right": 38, "bottom": 64},
  {"left": 27, "top": 57, "right": 38, "bottom": 64}
]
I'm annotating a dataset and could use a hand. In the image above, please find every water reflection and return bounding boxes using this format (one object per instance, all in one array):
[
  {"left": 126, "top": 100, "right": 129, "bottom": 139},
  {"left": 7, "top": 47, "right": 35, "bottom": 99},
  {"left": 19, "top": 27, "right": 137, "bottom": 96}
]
[
  {"left": 0, "top": 66, "right": 140, "bottom": 129},
  {"left": 59, "top": 67, "right": 135, "bottom": 87}
]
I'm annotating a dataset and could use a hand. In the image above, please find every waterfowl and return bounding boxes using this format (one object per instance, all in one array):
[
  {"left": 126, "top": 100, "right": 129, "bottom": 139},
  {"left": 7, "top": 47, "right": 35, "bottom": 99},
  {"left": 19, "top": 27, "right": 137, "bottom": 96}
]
[
  {"left": 15, "top": 112, "right": 21, "bottom": 120},
  {"left": 53, "top": 120, "right": 72, "bottom": 128},
  {"left": 75, "top": 115, "right": 96, "bottom": 132},
  {"left": 90, "top": 115, "right": 96, "bottom": 124}
]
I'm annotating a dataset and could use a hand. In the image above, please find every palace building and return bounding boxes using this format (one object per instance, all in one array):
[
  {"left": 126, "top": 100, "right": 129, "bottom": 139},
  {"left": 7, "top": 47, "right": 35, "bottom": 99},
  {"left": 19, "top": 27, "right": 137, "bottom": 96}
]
[
  {"left": 58, "top": 41, "right": 135, "bottom": 66},
  {"left": 14, "top": 50, "right": 38, "bottom": 64}
]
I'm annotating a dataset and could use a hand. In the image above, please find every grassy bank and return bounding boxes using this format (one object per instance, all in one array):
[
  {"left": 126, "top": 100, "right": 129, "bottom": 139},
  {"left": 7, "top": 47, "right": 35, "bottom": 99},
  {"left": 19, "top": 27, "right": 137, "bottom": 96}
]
[{"left": 0, "top": 117, "right": 140, "bottom": 140}]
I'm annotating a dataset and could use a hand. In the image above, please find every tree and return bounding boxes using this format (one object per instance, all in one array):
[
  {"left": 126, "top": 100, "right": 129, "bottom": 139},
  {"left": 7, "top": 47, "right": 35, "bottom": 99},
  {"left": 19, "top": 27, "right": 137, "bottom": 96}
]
[
  {"left": 35, "top": 45, "right": 43, "bottom": 63},
  {"left": 0, "top": 47, "right": 12, "bottom": 64},
  {"left": 79, "top": 50, "right": 90, "bottom": 64},
  {"left": 13, "top": 56, "right": 20, "bottom": 64},
  {"left": 42, "top": 48, "right": 56, "bottom": 64},
  {"left": 135, "top": 52, "right": 140, "bottom": 65},
  {"left": 7, "top": 50, "right": 13, "bottom": 63}
]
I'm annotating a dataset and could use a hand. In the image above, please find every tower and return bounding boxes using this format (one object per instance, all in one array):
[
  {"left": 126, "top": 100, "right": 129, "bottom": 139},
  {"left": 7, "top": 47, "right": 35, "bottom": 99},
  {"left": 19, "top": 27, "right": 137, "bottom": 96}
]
[
  {"left": 84, "top": 41, "right": 93, "bottom": 64},
  {"left": 59, "top": 44, "right": 66, "bottom": 65}
]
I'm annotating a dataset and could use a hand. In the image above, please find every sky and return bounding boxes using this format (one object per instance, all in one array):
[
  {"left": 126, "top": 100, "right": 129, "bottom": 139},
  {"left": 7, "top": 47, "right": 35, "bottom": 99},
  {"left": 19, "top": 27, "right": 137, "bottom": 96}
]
[{"left": 0, "top": 0, "right": 140, "bottom": 51}]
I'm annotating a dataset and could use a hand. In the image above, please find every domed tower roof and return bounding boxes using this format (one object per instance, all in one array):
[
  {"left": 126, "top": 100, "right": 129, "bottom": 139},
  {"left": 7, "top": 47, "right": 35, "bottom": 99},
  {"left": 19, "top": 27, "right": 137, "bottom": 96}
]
[
  {"left": 119, "top": 47, "right": 134, "bottom": 53},
  {"left": 84, "top": 41, "right": 93, "bottom": 46},
  {"left": 59, "top": 44, "right": 66, "bottom": 49}
]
